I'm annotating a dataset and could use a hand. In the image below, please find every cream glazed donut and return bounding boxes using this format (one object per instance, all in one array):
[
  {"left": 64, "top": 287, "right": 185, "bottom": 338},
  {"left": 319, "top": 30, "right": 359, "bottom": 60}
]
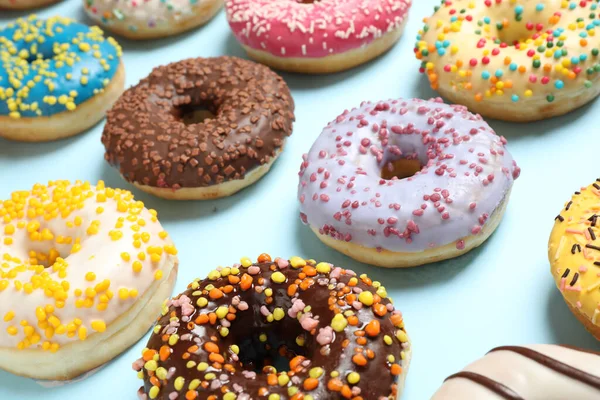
[
  {"left": 84, "top": 0, "right": 223, "bottom": 40},
  {"left": 298, "top": 98, "right": 520, "bottom": 268},
  {"left": 225, "top": 0, "right": 412, "bottom": 74},
  {"left": 431, "top": 345, "right": 600, "bottom": 399},
  {"left": 0, "top": 180, "right": 178, "bottom": 380}
]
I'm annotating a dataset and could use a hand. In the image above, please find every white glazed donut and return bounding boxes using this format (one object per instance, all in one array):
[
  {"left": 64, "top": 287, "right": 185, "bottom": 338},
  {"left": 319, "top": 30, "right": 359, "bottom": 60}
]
[
  {"left": 432, "top": 345, "right": 600, "bottom": 399},
  {"left": 0, "top": 180, "right": 178, "bottom": 380},
  {"left": 297, "top": 98, "right": 521, "bottom": 268},
  {"left": 83, "top": 0, "right": 224, "bottom": 40}
]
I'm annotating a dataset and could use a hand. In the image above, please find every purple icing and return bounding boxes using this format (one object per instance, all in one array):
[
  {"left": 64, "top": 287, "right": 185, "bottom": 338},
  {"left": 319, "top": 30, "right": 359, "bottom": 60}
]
[{"left": 297, "top": 98, "right": 520, "bottom": 252}]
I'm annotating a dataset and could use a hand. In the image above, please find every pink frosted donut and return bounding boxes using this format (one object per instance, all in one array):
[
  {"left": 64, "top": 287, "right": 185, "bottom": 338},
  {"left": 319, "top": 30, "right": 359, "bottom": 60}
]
[
  {"left": 225, "top": 0, "right": 412, "bottom": 74},
  {"left": 297, "top": 98, "right": 521, "bottom": 268}
]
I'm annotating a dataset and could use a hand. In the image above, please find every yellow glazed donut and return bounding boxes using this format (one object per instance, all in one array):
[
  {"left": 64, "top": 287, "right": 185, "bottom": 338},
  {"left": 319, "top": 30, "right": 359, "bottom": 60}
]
[
  {"left": 415, "top": 0, "right": 600, "bottom": 122},
  {"left": 549, "top": 180, "right": 600, "bottom": 340},
  {"left": 0, "top": 180, "right": 178, "bottom": 380}
]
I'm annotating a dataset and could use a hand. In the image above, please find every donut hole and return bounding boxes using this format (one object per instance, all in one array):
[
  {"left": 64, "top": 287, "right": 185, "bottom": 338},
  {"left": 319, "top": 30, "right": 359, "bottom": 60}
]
[
  {"left": 381, "top": 158, "right": 423, "bottom": 180},
  {"left": 175, "top": 103, "right": 218, "bottom": 125},
  {"left": 234, "top": 319, "right": 312, "bottom": 373}
]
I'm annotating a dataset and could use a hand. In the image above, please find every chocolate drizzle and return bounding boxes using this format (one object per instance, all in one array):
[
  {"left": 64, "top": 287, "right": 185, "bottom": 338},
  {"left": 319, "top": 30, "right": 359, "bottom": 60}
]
[
  {"left": 444, "top": 371, "right": 523, "bottom": 400},
  {"left": 488, "top": 346, "right": 600, "bottom": 390}
]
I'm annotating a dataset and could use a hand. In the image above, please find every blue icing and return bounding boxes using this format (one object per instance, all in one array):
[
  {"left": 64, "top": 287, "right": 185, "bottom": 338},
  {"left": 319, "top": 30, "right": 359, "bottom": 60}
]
[{"left": 0, "top": 15, "right": 122, "bottom": 118}]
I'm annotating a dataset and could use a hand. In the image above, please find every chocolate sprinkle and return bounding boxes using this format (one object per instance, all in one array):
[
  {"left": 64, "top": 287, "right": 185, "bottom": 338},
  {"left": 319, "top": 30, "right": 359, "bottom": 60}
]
[
  {"left": 562, "top": 268, "right": 571, "bottom": 278},
  {"left": 589, "top": 227, "right": 596, "bottom": 240},
  {"left": 566, "top": 201, "right": 573, "bottom": 210},
  {"left": 570, "top": 273, "right": 580, "bottom": 286},
  {"left": 102, "top": 56, "right": 295, "bottom": 189},
  {"left": 585, "top": 244, "right": 600, "bottom": 251},
  {"left": 556, "top": 215, "right": 565, "bottom": 222},
  {"left": 571, "top": 244, "right": 582, "bottom": 254}
]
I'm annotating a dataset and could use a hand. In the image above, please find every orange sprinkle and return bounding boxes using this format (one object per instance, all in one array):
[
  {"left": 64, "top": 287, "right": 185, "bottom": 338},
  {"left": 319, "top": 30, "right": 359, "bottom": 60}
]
[
  {"left": 159, "top": 345, "right": 171, "bottom": 361},
  {"left": 240, "top": 274, "right": 253, "bottom": 291},
  {"left": 228, "top": 275, "right": 240, "bottom": 284},
  {"left": 204, "top": 342, "right": 220, "bottom": 353},
  {"left": 352, "top": 354, "right": 367, "bottom": 366},
  {"left": 327, "top": 378, "right": 344, "bottom": 392},
  {"left": 209, "top": 288, "right": 223, "bottom": 299},
  {"left": 288, "top": 284, "right": 298, "bottom": 296},
  {"left": 267, "top": 374, "right": 277, "bottom": 386},
  {"left": 209, "top": 313, "right": 217, "bottom": 325},
  {"left": 142, "top": 349, "right": 157, "bottom": 361},
  {"left": 185, "top": 390, "right": 197, "bottom": 400},
  {"left": 195, "top": 314, "right": 209, "bottom": 325},
  {"left": 209, "top": 353, "right": 225, "bottom": 364},
  {"left": 257, "top": 253, "right": 272, "bottom": 263},
  {"left": 303, "top": 378, "right": 319, "bottom": 391},
  {"left": 390, "top": 364, "right": 402, "bottom": 376},
  {"left": 341, "top": 385, "right": 353, "bottom": 398},
  {"left": 290, "top": 355, "right": 305, "bottom": 371},
  {"left": 373, "top": 303, "right": 387, "bottom": 317},
  {"left": 347, "top": 316, "right": 359, "bottom": 326}
]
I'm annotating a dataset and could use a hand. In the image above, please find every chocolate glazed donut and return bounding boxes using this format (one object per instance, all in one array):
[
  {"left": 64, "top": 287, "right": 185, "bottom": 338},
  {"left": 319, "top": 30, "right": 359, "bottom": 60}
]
[
  {"left": 133, "top": 254, "right": 411, "bottom": 400},
  {"left": 102, "top": 56, "right": 295, "bottom": 200}
]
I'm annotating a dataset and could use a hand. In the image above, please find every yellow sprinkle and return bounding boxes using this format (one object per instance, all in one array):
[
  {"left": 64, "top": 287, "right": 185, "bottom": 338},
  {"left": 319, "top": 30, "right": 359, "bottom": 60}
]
[
  {"left": 273, "top": 308, "right": 285, "bottom": 321},
  {"left": 316, "top": 262, "right": 331, "bottom": 274},
  {"left": 290, "top": 256, "right": 306, "bottom": 268},
  {"left": 148, "top": 386, "right": 159, "bottom": 399},
  {"left": 154, "top": 270, "right": 163, "bottom": 280},
  {"left": 331, "top": 313, "right": 348, "bottom": 332},
  {"left": 271, "top": 272, "right": 286, "bottom": 284},
  {"left": 347, "top": 372, "right": 360, "bottom": 385},
  {"left": 91, "top": 320, "right": 106, "bottom": 333},
  {"left": 85, "top": 272, "right": 96, "bottom": 281},
  {"left": 358, "top": 291, "right": 374, "bottom": 306}
]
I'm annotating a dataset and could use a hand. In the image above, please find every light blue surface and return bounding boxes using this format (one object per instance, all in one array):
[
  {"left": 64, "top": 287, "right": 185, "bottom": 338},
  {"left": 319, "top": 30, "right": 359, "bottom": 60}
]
[{"left": 1, "top": 1, "right": 599, "bottom": 399}]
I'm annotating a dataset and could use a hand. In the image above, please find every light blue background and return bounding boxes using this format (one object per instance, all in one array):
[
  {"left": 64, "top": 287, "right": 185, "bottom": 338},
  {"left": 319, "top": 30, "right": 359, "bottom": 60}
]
[{"left": 1, "top": 1, "right": 599, "bottom": 398}]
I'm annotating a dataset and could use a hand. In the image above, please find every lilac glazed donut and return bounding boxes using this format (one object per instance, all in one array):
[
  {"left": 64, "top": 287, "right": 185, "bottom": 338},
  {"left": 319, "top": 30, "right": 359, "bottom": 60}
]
[{"left": 297, "top": 98, "right": 520, "bottom": 268}]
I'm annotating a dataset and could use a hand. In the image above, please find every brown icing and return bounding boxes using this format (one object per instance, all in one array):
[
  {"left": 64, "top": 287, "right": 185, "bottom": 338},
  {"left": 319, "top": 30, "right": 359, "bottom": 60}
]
[
  {"left": 488, "top": 346, "right": 600, "bottom": 390},
  {"left": 444, "top": 371, "right": 524, "bottom": 400},
  {"left": 102, "top": 56, "right": 295, "bottom": 190},
  {"left": 133, "top": 255, "right": 410, "bottom": 399}
]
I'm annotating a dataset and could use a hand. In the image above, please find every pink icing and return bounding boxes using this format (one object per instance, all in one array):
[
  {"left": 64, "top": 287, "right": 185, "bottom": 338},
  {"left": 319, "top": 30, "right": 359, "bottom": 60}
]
[
  {"left": 225, "top": 0, "right": 412, "bottom": 58},
  {"left": 297, "top": 98, "right": 520, "bottom": 252}
]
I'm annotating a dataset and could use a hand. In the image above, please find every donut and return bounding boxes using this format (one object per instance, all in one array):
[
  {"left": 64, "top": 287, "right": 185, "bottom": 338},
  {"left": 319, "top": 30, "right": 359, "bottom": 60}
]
[
  {"left": 298, "top": 98, "right": 520, "bottom": 268},
  {"left": 102, "top": 56, "right": 295, "bottom": 200},
  {"left": 0, "top": 16, "right": 125, "bottom": 142},
  {"left": 431, "top": 345, "right": 600, "bottom": 399},
  {"left": 83, "top": 0, "right": 224, "bottom": 40},
  {"left": 0, "top": 0, "right": 60, "bottom": 9},
  {"left": 414, "top": 0, "right": 600, "bottom": 122},
  {"left": 548, "top": 179, "right": 600, "bottom": 340},
  {"left": 0, "top": 180, "right": 178, "bottom": 380},
  {"left": 133, "top": 254, "right": 411, "bottom": 400},
  {"left": 225, "top": 0, "right": 412, "bottom": 74}
]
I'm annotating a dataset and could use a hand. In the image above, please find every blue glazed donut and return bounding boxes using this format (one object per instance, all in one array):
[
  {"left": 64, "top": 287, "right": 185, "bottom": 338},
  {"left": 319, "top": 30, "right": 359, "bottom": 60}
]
[{"left": 0, "top": 15, "right": 124, "bottom": 141}]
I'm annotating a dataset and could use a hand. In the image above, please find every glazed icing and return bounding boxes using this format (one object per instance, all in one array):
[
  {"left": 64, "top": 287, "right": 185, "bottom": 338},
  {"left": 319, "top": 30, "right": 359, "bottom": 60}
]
[
  {"left": 297, "top": 98, "right": 520, "bottom": 253},
  {"left": 432, "top": 345, "right": 600, "bottom": 399},
  {"left": 0, "top": 15, "right": 122, "bottom": 119},
  {"left": 415, "top": 0, "right": 600, "bottom": 106},
  {"left": 0, "top": 181, "right": 177, "bottom": 351},
  {"left": 84, "top": 0, "right": 208, "bottom": 32},
  {"left": 225, "top": 0, "right": 412, "bottom": 58},
  {"left": 549, "top": 180, "right": 600, "bottom": 328}
]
